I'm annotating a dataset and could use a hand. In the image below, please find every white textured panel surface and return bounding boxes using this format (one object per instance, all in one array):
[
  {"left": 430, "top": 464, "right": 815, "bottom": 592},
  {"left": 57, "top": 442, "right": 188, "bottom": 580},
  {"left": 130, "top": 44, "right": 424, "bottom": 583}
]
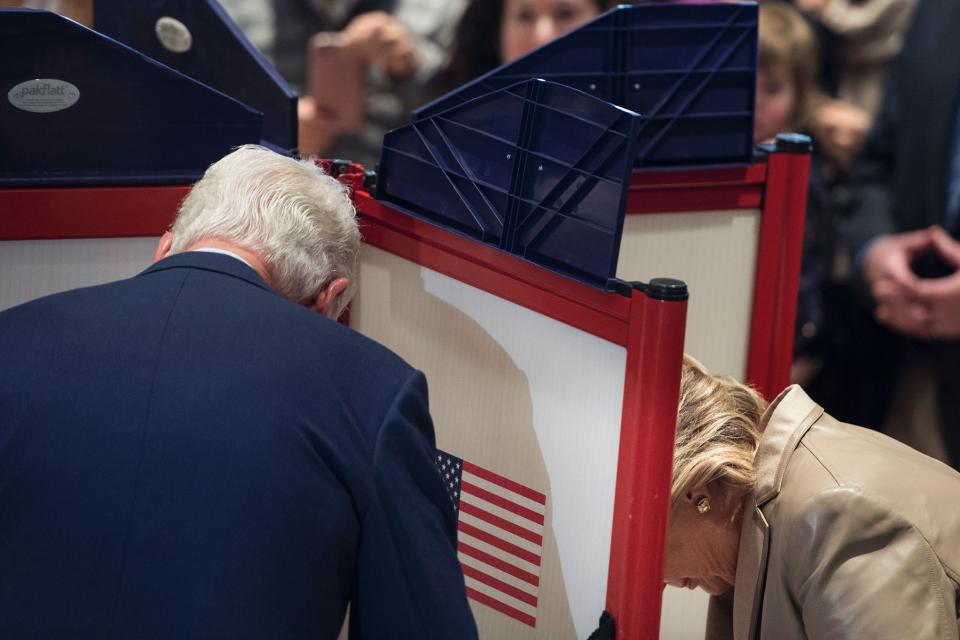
[
  {"left": 353, "top": 245, "right": 627, "bottom": 639},
  {"left": 0, "top": 238, "right": 158, "bottom": 311},
  {"left": 660, "top": 586, "right": 711, "bottom": 640},
  {"left": 618, "top": 210, "right": 761, "bottom": 379},
  {"left": 421, "top": 268, "right": 626, "bottom": 640}
]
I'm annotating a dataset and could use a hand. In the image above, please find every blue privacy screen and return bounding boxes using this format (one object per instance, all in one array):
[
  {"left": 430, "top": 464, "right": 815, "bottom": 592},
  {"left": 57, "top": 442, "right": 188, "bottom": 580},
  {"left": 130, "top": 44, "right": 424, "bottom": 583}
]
[
  {"left": 0, "top": 9, "right": 261, "bottom": 186},
  {"left": 415, "top": 3, "right": 758, "bottom": 168},
  {"left": 95, "top": 0, "right": 297, "bottom": 155},
  {"left": 377, "top": 79, "right": 643, "bottom": 290}
]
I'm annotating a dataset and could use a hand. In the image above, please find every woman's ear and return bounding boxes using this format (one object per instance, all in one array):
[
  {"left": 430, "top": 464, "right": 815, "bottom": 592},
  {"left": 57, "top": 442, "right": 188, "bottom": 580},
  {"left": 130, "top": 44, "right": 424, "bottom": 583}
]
[
  {"left": 685, "top": 483, "right": 727, "bottom": 517},
  {"left": 154, "top": 231, "right": 174, "bottom": 262},
  {"left": 685, "top": 484, "right": 714, "bottom": 505}
]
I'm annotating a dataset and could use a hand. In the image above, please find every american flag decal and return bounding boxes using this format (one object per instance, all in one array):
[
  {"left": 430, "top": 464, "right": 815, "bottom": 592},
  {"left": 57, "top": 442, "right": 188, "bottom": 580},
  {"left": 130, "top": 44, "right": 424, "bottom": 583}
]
[{"left": 436, "top": 450, "right": 546, "bottom": 628}]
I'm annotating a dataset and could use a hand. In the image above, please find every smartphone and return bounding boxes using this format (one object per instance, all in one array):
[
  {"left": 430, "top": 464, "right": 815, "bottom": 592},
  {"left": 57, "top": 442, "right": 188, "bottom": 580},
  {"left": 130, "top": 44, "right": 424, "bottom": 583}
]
[{"left": 307, "top": 32, "right": 365, "bottom": 134}]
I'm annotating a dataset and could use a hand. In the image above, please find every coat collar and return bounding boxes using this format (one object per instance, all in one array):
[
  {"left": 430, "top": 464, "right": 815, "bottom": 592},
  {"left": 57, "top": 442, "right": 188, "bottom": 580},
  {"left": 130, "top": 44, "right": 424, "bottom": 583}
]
[
  {"left": 138, "top": 250, "right": 275, "bottom": 295},
  {"left": 731, "top": 385, "right": 824, "bottom": 640}
]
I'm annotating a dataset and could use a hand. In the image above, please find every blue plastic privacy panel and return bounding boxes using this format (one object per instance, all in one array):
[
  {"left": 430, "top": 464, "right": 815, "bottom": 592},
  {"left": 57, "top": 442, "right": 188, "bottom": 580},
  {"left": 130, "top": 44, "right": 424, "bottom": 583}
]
[
  {"left": 378, "top": 79, "right": 643, "bottom": 289},
  {"left": 415, "top": 3, "right": 757, "bottom": 168},
  {"left": 95, "top": 0, "right": 297, "bottom": 155},
  {"left": 0, "top": 9, "right": 262, "bottom": 186}
]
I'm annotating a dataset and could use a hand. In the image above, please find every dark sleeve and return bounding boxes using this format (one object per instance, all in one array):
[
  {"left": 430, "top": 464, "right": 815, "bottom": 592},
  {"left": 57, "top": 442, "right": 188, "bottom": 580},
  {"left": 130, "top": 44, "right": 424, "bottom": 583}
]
[
  {"left": 349, "top": 370, "right": 478, "bottom": 640},
  {"left": 843, "top": 67, "right": 901, "bottom": 270},
  {"left": 704, "top": 589, "right": 735, "bottom": 640}
]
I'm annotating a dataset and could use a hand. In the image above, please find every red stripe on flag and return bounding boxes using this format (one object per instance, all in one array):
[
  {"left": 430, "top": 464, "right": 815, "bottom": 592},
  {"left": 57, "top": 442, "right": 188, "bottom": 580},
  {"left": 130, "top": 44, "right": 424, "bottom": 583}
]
[
  {"left": 463, "top": 461, "right": 546, "bottom": 504},
  {"left": 460, "top": 503, "right": 543, "bottom": 545},
  {"left": 461, "top": 481, "right": 545, "bottom": 526},
  {"left": 459, "top": 522, "right": 542, "bottom": 566},
  {"left": 463, "top": 564, "right": 538, "bottom": 607},
  {"left": 466, "top": 587, "right": 536, "bottom": 628},
  {"left": 458, "top": 541, "right": 540, "bottom": 586}
]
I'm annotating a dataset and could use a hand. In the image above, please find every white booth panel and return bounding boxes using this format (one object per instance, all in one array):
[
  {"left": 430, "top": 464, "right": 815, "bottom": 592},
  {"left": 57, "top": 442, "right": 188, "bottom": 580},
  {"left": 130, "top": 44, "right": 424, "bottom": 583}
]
[
  {"left": 353, "top": 245, "right": 627, "bottom": 639},
  {"left": 618, "top": 209, "right": 761, "bottom": 380},
  {"left": 0, "top": 238, "right": 157, "bottom": 311}
]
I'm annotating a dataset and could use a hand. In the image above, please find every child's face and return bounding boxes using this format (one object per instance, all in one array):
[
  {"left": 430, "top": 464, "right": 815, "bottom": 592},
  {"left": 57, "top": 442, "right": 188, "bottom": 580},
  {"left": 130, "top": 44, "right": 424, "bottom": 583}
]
[{"left": 755, "top": 66, "right": 797, "bottom": 144}]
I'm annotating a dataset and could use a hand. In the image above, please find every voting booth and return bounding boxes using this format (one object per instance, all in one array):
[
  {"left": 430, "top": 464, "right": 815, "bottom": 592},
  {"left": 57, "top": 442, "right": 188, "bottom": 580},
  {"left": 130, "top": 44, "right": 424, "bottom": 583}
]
[
  {"left": 402, "top": 1, "right": 808, "bottom": 392},
  {"left": 0, "top": 4, "right": 811, "bottom": 639}
]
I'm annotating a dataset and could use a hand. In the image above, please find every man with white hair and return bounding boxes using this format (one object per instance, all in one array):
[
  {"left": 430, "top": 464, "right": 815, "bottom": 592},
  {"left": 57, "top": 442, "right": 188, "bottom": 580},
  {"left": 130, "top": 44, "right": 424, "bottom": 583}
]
[{"left": 0, "top": 145, "right": 478, "bottom": 639}]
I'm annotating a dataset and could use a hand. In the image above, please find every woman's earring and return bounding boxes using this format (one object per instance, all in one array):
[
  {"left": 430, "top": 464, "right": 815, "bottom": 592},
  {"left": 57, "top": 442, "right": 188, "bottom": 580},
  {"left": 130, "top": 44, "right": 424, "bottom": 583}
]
[{"left": 696, "top": 496, "right": 711, "bottom": 514}]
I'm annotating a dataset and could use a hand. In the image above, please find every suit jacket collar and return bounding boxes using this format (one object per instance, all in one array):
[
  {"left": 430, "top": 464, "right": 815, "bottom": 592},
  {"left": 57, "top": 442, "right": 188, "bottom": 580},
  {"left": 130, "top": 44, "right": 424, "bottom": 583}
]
[
  {"left": 138, "top": 251, "right": 275, "bottom": 295},
  {"left": 730, "top": 385, "right": 824, "bottom": 640}
]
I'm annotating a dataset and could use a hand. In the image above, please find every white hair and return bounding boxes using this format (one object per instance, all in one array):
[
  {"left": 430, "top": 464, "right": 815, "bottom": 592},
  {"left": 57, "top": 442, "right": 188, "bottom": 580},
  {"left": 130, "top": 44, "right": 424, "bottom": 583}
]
[{"left": 170, "top": 145, "right": 359, "bottom": 317}]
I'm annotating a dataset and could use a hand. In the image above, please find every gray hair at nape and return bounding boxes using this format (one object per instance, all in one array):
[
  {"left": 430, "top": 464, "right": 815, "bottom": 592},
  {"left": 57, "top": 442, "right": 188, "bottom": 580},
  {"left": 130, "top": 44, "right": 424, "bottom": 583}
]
[{"left": 170, "top": 145, "right": 360, "bottom": 317}]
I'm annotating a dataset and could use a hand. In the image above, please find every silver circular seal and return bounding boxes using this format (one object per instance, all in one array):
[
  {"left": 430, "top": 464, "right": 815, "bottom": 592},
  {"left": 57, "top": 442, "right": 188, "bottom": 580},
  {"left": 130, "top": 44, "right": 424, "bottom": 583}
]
[{"left": 155, "top": 16, "right": 193, "bottom": 53}]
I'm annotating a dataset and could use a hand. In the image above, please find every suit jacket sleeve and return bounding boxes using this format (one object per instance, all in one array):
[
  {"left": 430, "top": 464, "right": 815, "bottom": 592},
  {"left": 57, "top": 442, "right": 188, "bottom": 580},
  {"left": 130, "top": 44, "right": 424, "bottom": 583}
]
[
  {"left": 844, "top": 58, "right": 902, "bottom": 282},
  {"left": 349, "top": 370, "right": 478, "bottom": 640},
  {"left": 786, "top": 487, "right": 958, "bottom": 639}
]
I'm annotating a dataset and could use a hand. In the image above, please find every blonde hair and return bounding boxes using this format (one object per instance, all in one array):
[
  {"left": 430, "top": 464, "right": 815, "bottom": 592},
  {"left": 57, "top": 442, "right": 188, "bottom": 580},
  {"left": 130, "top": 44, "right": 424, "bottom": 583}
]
[
  {"left": 758, "top": 2, "right": 821, "bottom": 131},
  {"left": 171, "top": 145, "right": 360, "bottom": 317},
  {"left": 672, "top": 355, "right": 768, "bottom": 502}
]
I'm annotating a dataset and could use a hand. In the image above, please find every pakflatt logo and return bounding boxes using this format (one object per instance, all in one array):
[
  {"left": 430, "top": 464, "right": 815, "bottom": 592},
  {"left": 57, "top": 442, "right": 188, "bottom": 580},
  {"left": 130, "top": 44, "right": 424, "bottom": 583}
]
[{"left": 8, "top": 79, "right": 80, "bottom": 113}]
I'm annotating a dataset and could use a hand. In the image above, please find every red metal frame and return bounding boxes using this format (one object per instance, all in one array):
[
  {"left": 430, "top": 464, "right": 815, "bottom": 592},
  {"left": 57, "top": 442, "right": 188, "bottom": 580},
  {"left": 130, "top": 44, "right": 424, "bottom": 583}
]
[
  {"left": 356, "top": 193, "right": 632, "bottom": 345},
  {"left": 606, "top": 289, "right": 688, "bottom": 639},
  {"left": 745, "top": 151, "right": 811, "bottom": 399},
  {"left": 0, "top": 185, "right": 189, "bottom": 240},
  {"left": 627, "top": 164, "right": 766, "bottom": 214}
]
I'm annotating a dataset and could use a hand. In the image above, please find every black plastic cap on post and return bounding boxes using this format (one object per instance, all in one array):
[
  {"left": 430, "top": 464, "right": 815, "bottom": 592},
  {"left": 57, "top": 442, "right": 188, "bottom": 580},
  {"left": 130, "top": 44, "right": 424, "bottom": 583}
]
[
  {"left": 363, "top": 169, "right": 377, "bottom": 193},
  {"left": 646, "top": 277, "right": 689, "bottom": 301},
  {"left": 774, "top": 133, "right": 812, "bottom": 153}
]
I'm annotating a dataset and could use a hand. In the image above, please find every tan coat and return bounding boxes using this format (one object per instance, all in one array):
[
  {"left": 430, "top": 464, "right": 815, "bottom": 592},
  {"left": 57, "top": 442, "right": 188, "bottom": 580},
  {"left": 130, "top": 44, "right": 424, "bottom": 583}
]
[{"left": 706, "top": 385, "right": 960, "bottom": 640}]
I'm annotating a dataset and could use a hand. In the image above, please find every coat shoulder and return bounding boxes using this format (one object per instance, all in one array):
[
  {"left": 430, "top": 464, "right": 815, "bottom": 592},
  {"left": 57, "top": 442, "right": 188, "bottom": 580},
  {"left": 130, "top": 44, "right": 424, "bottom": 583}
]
[{"left": 777, "top": 417, "right": 960, "bottom": 581}]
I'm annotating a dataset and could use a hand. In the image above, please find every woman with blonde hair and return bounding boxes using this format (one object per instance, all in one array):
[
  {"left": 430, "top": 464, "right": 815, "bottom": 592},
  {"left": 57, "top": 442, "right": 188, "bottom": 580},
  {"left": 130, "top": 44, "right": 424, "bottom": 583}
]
[{"left": 666, "top": 355, "right": 960, "bottom": 638}]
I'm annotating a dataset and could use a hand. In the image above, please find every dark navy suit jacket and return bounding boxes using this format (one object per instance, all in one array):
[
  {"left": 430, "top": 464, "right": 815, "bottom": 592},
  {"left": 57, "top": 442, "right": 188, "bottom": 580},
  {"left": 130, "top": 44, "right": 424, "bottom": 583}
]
[{"left": 0, "top": 251, "right": 477, "bottom": 639}]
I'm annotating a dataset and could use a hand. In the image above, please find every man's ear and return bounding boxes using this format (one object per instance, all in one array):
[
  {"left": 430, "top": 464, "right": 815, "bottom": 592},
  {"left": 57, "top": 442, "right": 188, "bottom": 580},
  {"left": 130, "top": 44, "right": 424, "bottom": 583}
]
[
  {"left": 154, "top": 231, "right": 174, "bottom": 263},
  {"left": 308, "top": 277, "right": 351, "bottom": 319}
]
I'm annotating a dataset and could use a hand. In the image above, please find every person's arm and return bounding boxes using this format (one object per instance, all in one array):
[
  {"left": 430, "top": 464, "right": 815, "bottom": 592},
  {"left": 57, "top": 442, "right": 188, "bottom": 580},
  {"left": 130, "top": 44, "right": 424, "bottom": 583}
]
[
  {"left": 786, "top": 487, "right": 958, "bottom": 639},
  {"left": 840, "top": 56, "right": 939, "bottom": 338},
  {"left": 801, "top": 0, "right": 913, "bottom": 39},
  {"left": 844, "top": 66, "right": 901, "bottom": 268},
  {"left": 349, "top": 370, "right": 478, "bottom": 640},
  {"left": 391, "top": 0, "right": 467, "bottom": 85}
]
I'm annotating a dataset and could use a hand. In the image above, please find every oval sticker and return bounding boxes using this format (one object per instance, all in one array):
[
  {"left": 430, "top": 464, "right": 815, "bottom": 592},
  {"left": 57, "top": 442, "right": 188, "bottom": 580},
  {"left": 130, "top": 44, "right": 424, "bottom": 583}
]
[
  {"left": 155, "top": 16, "right": 193, "bottom": 53},
  {"left": 7, "top": 79, "right": 80, "bottom": 113}
]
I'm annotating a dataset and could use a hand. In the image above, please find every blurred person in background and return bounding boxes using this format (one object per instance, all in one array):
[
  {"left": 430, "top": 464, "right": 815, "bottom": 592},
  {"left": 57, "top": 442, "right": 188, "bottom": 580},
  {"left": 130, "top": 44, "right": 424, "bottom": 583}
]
[
  {"left": 845, "top": 0, "right": 960, "bottom": 467},
  {"left": 752, "top": 2, "right": 917, "bottom": 441},
  {"left": 1, "top": 0, "right": 91, "bottom": 24},
  {"left": 435, "top": 0, "right": 613, "bottom": 94},
  {"left": 219, "top": 0, "right": 276, "bottom": 55},
  {"left": 795, "top": 0, "right": 917, "bottom": 167},
  {"left": 278, "top": 0, "right": 468, "bottom": 164},
  {"left": 754, "top": 3, "right": 842, "bottom": 403}
]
